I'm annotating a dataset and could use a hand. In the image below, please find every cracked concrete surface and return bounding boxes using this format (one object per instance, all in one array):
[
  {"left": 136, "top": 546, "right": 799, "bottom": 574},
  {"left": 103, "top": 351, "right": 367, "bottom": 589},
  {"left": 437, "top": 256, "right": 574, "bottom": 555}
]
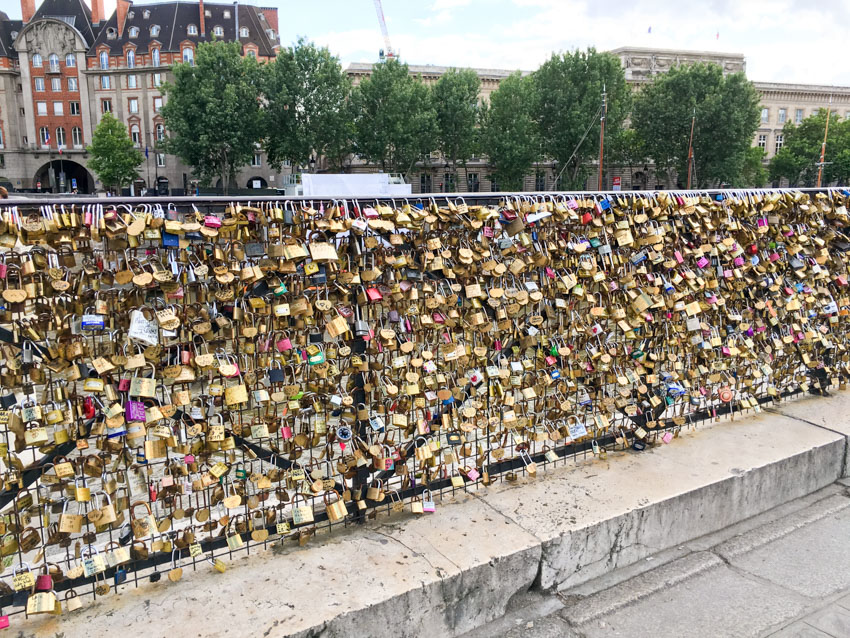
[{"left": 21, "top": 392, "right": 850, "bottom": 638}]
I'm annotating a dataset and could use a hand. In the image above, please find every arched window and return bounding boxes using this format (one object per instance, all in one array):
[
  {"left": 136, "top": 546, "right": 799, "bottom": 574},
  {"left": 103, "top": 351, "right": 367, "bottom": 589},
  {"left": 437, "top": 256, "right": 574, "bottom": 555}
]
[
  {"left": 55, "top": 127, "right": 66, "bottom": 148},
  {"left": 187, "top": 24, "right": 197, "bottom": 35},
  {"left": 130, "top": 124, "right": 140, "bottom": 146},
  {"left": 106, "top": 28, "right": 117, "bottom": 39},
  {"left": 156, "top": 123, "right": 165, "bottom": 141},
  {"left": 152, "top": 48, "right": 160, "bottom": 67},
  {"left": 247, "top": 49, "right": 256, "bottom": 59},
  {"left": 126, "top": 49, "right": 135, "bottom": 68},
  {"left": 150, "top": 25, "right": 160, "bottom": 37},
  {"left": 32, "top": 53, "right": 42, "bottom": 67},
  {"left": 39, "top": 126, "right": 50, "bottom": 147},
  {"left": 213, "top": 26, "right": 224, "bottom": 37},
  {"left": 239, "top": 27, "right": 249, "bottom": 37},
  {"left": 128, "top": 26, "right": 139, "bottom": 38},
  {"left": 65, "top": 53, "right": 76, "bottom": 67},
  {"left": 182, "top": 47, "right": 194, "bottom": 65},
  {"left": 48, "top": 53, "right": 60, "bottom": 72},
  {"left": 71, "top": 127, "right": 83, "bottom": 148},
  {"left": 99, "top": 51, "right": 109, "bottom": 69}
]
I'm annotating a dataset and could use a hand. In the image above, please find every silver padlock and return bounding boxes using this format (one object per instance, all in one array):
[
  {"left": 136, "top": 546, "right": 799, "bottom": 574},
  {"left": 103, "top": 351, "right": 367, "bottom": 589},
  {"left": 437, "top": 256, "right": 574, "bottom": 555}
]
[
  {"left": 354, "top": 320, "right": 370, "bottom": 336},
  {"left": 22, "top": 341, "right": 33, "bottom": 364}
]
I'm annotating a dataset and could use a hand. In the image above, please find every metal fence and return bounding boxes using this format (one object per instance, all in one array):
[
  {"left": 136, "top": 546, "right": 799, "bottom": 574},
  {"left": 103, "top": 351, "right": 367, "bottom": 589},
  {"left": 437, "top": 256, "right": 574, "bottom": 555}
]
[{"left": 0, "top": 188, "right": 846, "bottom": 624}]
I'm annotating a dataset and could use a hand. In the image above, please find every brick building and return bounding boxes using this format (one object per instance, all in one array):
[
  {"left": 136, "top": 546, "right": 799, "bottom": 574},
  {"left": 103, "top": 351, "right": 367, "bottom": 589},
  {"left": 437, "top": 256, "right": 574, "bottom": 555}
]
[{"left": 0, "top": 0, "right": 281, "bottom": 193}]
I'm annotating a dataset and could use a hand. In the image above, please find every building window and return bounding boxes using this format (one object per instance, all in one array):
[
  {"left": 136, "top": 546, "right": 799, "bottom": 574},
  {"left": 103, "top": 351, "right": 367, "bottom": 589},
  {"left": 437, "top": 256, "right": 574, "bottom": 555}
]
[
  {"left": 130, "top": 124, "right": 141, "bottom": 146},
  {"left": 51, "top": 77, "right": 61, "bottom": 91},
  {"left": 535, "top": 172, "right": 546, "bottom": 191},
  {"left": 240, "top": 27, "right": 249, "bottom": 37},
  {"left": 757, "top": 134, "right": 766, "bottom": 149},
  {"left": 187, "top": 24, "right": 197, "bottom": 35},
  {"left": 32, "top": 53, "right": 42, "bottom": 67},
  {"left": 156, "top": 153, "right": 165, "bottom": 167},
  {"left": 65, "top": 53, "right": 76, "bottom": 67},
  {"left": 102, "top": 99, "right": 112, "bottom": 113},
  {"left": 39, "top": 127, "right": 50, "bottom": 147},
  {"left": 101, "top": 75, "right": 111, "bottom": 89},
  {"left": 251, "top": 153, "right": 262, "bottom": 167},
  {"left": 213, "top": 26, "right": 224, "bottom": 37},
  {"left": 153, "top": 73, "right": 162, "bottom": 87},
  {"left": 152, "top": 48, "right": 160, "bottom": 67},
  {"left": 183, "top": 47, "right": 194, "bottom": 65},
  {"left": 795, "top": 108, "right": 803, "bottom": 124},
  {"left": 0, "top": 130, "right": 4, "bottom": 149},
  {"left": 156, "top": 123, "right": 165, "bottom": 141},
  {"left": 99, "top": 51, "right": 109, "bottom": 69},
  {"left": 36, "top": 101, "right": 47, "bottom": 116},
  {"left": 143, "top": 9, "right": 150, "bottom": 19},
  {"left": 72, "top": 127, "right": 83, "bottom": 147},
  {"left": 150, "top": 25, "right": 160, "bottom": 37},
  {"left": 107, "top": 28, "right": 117, "bottom": 39},
  {"left": 247, "top": 49, "right": 256, "bottom": 59},
  {"left": 53, "top": 102, "right": 63, "bottom": 116},
  {"left": 0, "top": 154, "right": 5, "bottom": 167},
  {"left": 55, "top": 127, "right": 66, "bottom": 148},
  {"left": 129, "top": 27, "right": 139, "bottom": 38},
  {"left": 34, "top": 77, "right": 44, "bottom": 92},
  {"left": 48, "top": 53, "right": 60, "bottom": 72},
  {"left": 128, "top": 74, "right": 137, "bottom": 89},
  {"left": 266, "top": 29, "right": 276, "bottom": 41},
  {"left": 70, "top": 101, "right": 80, "bottom": 115},
  {"left": 129, "top": 98, "right": 139, "bottom": 113},
  {"left": 760, "top": 107, "right": 769, "bottom": 123},
  {"left": 154, "top": 97, "right": 163, "bottom": 112},
  {"left": 68, "top": 77, "right": 78, "bottom": 91},
  {"left": 778, "top": 108, "right": 786, "bottom": 124},
  {"left": 775, "top": 134, "right": 784, "bottom": 152},
  {"left": 223, "top": 10, "right": 231, "bottom": 18},
  {"left": 127, "top": 50, "right": 136, "bottom": 68}
]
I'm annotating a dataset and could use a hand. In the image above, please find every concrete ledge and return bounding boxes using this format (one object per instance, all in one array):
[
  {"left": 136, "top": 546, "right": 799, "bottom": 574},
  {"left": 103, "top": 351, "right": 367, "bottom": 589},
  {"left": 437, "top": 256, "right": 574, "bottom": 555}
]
[{"left": 25, "top": 393, "right": 850, "bottom": 638}]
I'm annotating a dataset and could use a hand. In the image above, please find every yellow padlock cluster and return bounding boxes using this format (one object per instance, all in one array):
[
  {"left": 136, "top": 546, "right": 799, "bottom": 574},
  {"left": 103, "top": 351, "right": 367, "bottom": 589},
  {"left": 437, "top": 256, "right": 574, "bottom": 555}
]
[{"left": 0, "top": 189, "right": 846, "bottom": 624}]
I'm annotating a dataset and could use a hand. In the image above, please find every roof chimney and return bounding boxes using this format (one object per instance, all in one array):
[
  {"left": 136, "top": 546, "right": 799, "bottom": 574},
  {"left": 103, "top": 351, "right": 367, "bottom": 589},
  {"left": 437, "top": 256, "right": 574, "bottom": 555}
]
[
  {"left": 21, "top": 0, "right": 35, "bottom": 23},
  {"left": 199, "top": 0, "right": 205, "bottom": 37},
  {"left": 116, "top": 0, "right": 131, "bottom": 37},
  {"left": 90, "top": 0, "right": 104, "bottom": 24}
]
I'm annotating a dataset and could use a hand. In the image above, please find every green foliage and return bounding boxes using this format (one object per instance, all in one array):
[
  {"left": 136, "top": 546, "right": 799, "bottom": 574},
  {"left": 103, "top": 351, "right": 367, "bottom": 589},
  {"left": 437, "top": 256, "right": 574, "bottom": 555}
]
[
  {"left": 161, "top": 41, "right": 264, "bottom": 192},
  {"left": 433, "top": 68, "right": 481, "bottom": 173},
  {"left": 85, "top": 112, "right": 144, "bottom": 192},
  {"left": 632, "top": 63, "right": 760, "bottom": 187},
  {"left": 352, "top": 58, "right": 437, "bottom": 176},
  {"left": 734, "top": 146, "right": 768, "bottom": 188},
  {"left": 533, "top": 49, "right": 630, "bottom": 189},
  {"left": 265, "top": 38, "right": 354, "bottom": 172},
  {"left": 480, "top": 72, "right": 539, "bottom": 191},
  {"left": 769, "top": 110, "right": 850, "bottom": 186}
]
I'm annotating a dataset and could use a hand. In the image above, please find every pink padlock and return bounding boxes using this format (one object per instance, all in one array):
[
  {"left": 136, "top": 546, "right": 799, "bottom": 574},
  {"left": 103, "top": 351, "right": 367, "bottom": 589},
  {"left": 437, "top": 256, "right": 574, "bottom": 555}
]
[
  {"left": 117, "top": 377, "right": 131, "bottom": 392},
  {"left": 181, "top": 349, "right": 192, "bottom": 365},
  {"left": 276, "top": 334, "right": 293, "bottom": 352},
  {"left": 466, "top": 468, "right": 480, "bottom": 481},
  {"left": 0, "top": 263, "right": 7, "bottom": 279},
  {"left": 204, "top": 215, "right": 222, "bottom": 228},
  {"left": 696, "top": 256, "right": 709, "bottom": 269},
  {"left": 674, "top": 250, "right": 684, "bottom": 264},
  {"left": 281, "top": 425, "right": 293, "bottom": 439},
  {"left": 733, "top": 256, "right": 745, "bottom": 267},
  {"left": 35, "top": 572, "right": 53, "bottom": 592}
]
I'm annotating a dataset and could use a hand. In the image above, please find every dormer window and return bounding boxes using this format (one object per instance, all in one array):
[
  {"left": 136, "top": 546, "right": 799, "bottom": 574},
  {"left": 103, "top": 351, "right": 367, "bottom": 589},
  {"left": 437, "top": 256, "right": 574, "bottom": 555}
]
[
  {"left": 223, "top": 10, "right": 231, "bottom": 18},
  {"left": 127, "top": 10, "right": 134, "bottom": 19},
  {"left": 213, "top": 25, "right": 224, "bottom": 37},
  {"left": 204, "top": 9, "right": 211, "bottom": 17},
  {"left": 266, "top": 29, "right": 276, "bottom": 41},
  {"left": 150, "top": 24, "right": 160, "bottom": 37},
  {"left": 143, "top": 9, "right": 150, "bottom": 19},
  {"left": 10, "top": 31, "right": 18, "bottom": 39},
  {"left": 106, "top": 27, "right": 117, "bottom": 39},
  {"left": 240, "top": 27, "right": 249, "bottom": 37},
  {"left": 128, "top": 26, "right": 139, "bottom": 38},
  {"left": 258, "top": 13, "right": 265, "bottom": 21},
  {"left": 187, "top": 24, "right": 197, "bottom": 35}
]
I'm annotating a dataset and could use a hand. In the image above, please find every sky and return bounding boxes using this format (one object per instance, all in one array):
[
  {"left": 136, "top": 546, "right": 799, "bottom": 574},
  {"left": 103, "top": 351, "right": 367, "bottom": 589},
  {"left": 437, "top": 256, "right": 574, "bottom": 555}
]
[{"left": 3, "top": 0, "right": 850, "bottom": 86}]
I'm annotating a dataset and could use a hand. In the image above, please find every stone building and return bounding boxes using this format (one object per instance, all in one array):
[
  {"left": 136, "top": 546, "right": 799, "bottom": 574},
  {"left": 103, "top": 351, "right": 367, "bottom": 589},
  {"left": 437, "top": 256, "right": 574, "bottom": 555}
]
[{"left": 0, "top": 0, "right": 281, "bottom": 194}]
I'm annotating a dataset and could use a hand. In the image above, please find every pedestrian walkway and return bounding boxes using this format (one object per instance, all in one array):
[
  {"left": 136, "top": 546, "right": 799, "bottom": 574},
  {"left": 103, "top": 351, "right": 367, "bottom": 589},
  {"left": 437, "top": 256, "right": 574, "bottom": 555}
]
[{"left": 466, "top": 480, "right": 850, "bottom": 638}]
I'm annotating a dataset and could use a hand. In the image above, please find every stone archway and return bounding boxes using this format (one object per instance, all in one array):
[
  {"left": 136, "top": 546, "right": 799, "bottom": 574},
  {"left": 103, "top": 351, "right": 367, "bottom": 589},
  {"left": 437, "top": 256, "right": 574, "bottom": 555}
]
[{"left": 34, "top": 159, "right": 95, "bottom": 194}]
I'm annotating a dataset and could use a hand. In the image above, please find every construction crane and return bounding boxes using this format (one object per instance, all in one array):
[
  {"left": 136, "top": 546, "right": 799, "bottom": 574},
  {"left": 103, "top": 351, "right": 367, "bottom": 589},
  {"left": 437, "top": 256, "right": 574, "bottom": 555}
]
[{"left": 373, "top": 0, "right": 396, "bottom": 60}]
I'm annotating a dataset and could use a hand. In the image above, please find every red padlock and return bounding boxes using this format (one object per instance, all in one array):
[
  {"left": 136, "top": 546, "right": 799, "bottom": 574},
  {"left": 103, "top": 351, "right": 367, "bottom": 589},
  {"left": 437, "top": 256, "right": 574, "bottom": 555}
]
[
  {"left": 35, "top": 571, "right": 53, "bottom": 592},
  {"left": 366, "top": 287, "right": 383, "bottom": 302},
  {"left": 83, "top": 397, "right": 95, "bottom": 419},
  {"left": 118, "top": 377, "right": 131, "bottom": 392}
]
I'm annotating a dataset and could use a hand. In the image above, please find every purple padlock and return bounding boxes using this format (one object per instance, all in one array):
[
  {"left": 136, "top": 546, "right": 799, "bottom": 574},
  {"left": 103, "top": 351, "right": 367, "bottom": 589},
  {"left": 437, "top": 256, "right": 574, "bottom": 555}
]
[{"left": 125, "top": 400, "right": 146, "bottom": 422}]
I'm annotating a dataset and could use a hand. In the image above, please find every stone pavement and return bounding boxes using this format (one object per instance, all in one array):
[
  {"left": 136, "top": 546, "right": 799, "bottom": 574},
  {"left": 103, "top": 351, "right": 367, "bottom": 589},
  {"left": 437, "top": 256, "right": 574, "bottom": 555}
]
[{"left": 467, "top": 479, "right": 850, "bottom": 638}]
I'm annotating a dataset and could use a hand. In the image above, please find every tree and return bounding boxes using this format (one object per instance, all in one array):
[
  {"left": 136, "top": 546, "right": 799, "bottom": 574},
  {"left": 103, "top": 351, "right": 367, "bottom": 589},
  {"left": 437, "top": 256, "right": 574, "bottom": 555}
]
[
  {"left": 632, "top": 63, "right": 760, "bottom": 188},
  {"left": 735, "top": 146, "right": 768, "bottom": 188},
  {"left": 86, "top": 112, "right": 144, "bottom": 193},
  {"left": 533, "top": 49, "right": 630, "bottom": 189},
  {"left": 265, "top": 38, "right": 354, "bottom": 172},
  {"left": 607, "top": 128, "right": 647, "bottom": 189},
  {"left": 480, "top": 72, "right": 539, "bottom": 191},
  {"left": 161, "top": 41, "right": 264, "bottom": 192},
  {"left": 769, "top": 110, "right": 850, "bottom": 186},
  {"left": 352, "top": 58, "right": 437, "bottom": 177},
  {"left": 433, "top": 68, "right": 480, "bottom": 179}
]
